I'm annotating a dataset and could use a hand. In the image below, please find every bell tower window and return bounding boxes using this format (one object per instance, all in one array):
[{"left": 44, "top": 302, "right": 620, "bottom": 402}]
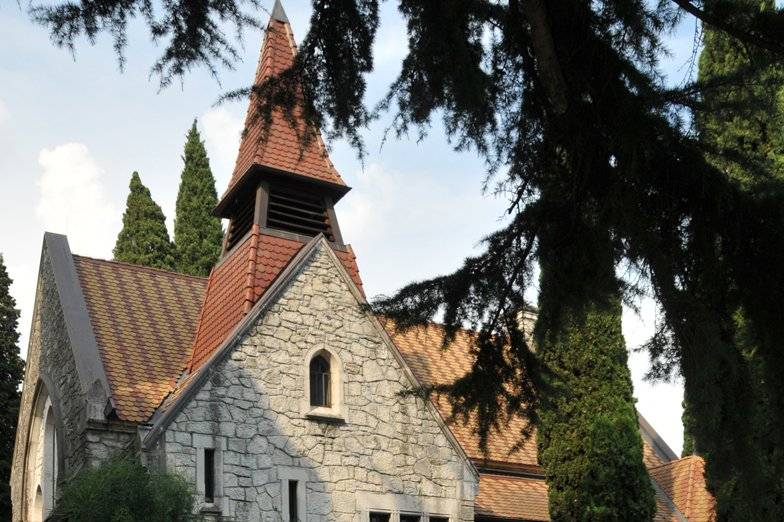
[
  {"left": 266, "top": 181, "right": 338, "bottom": 242},
  {"left": 224, "top": 187, "right": 256, "bottom": 252}
]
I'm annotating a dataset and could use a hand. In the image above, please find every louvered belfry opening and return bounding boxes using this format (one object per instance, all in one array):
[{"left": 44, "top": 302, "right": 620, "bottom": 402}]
[
  {"left": 267, "top": 182, "right": 334, "bottom": 242},
  {"left": 225, "top": 187, "right": 256, "bottom": 251}
]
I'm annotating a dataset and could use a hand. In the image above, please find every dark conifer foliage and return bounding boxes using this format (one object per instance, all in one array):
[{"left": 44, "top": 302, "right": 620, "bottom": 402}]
[
  {"left": 114, "top": 172, "right": 176, "bottom": 271},
  {"left": 692, "top": 1, "right": 784, "bottom": 516},
  {"left": 534, "top": 217, "right": 654, "bottom": 520},
  {"left": 0, "top": 255, "right": 24, "bottom": 521},
  {"left": 29, "top": 0, "right": 784, "bottom": 517},
  {"left": 174, "top": 120, "right": 224, "bottom": 277}
]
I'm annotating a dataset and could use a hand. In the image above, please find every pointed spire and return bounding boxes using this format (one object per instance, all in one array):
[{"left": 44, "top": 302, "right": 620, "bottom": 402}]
[
  {"left": 270, "top": 0, "right": 289, "bottom": 23},
  {"left": 216, "top": 0, "right": 346, "bottom": 214}
]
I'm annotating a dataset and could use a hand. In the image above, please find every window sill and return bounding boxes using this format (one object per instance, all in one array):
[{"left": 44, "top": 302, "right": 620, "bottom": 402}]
[
  {"left": 305, "top": 407, "right": 345, "bottom": 423},
  {"left": 199, "top": 503, "right": 222, "bottom": 514}
]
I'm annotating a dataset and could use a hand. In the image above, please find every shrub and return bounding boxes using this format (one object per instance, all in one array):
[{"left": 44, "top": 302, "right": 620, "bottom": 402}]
[{"left": 52, "top": 456, "right": 194, "bottom": 522}]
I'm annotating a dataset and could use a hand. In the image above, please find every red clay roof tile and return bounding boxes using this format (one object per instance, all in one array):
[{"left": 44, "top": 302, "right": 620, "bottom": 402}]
[
  {"left": 188, "top": 228, "right": 363, "bottom": 372},
  {"left": 225, "top": 13, "right": 344, "bottom": 198},
  {"left": 72, "top": 256, "right": 207, "bottom": 422},
  {"left": 649, "top": 456, "right": 716, "bottom": 521}
]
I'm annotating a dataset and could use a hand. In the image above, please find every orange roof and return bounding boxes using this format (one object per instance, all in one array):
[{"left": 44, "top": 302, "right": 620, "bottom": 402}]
[
  {"left": 650, "top": 456, "right": 716, "bottom": 521},
  {"left": 387, "top": 322, "right": 539, "bottom": 469},
  {"left": 226, "top": 4, "right": 344, "bottom": 197},
  {"left": 476, "top": 474, "right": 550, "bottom": 521},
  {"left": 72, "top": 256, "right": 207, "bottom": 422},
  {"left": 188, "top": 227, "right": 363, "bottom": 372}
]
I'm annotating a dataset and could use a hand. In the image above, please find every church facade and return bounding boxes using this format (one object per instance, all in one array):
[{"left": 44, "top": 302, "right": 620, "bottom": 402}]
[{"left": 10, "top": 2, "right": 716, "bottom": 521}]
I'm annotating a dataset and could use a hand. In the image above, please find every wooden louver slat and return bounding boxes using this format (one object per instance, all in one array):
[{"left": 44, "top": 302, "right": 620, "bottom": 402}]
[{"left": 267, "top": 187, "right": 333, "bottom": 241}]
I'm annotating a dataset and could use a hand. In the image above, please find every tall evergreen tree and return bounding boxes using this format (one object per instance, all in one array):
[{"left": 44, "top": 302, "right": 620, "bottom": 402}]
[
  {"left": 693, "top": 1, "right": 784, "bottom": 516},
  {"left": 535, "top": 219, "right": 655, "bottom": 520},
  {"left": 174, "top": 120, "right": 224, "bottom": 276},
  {"left": 680, "top": 401, "right": 695, "bottom": 457},
  {"left": 114, "top": 172, "right": 176, "bottom": 270},
  {"left": 0, "top": 254, "right": 25, "bottom": 520}
]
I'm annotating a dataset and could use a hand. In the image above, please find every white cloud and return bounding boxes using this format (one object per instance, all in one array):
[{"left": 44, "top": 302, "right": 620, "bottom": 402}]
[
  {"left": 36, "top": 143, "right": 118, "bottom": 258},
  {"left": 340, "top": 162, "right": 507, "bottom": 297},
  {"left": 200, "top": 106, "right": 244, "bottom": 191}
]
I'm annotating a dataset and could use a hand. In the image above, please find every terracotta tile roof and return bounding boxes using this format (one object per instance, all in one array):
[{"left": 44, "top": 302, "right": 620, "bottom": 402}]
[
  {"left": 386, "top": 322, "right": 539, "bottom": 468},
  {"left": 475, "top": 473, "right": 683, "bottom": 522},
  {"left": 226, "top": 12, "right": 344, "bottom": 197},
  {"left": 188, "top": 227, "right": 363, "bottom": 372},
  {"left": 72, "top": 256, "right": 207, "bottom": 422},
  {"left": 476, "top": 474, "right": 549, "bottom": 521},
  {"left": 650, "top": 456, "right": 716, "bottom": 521}
]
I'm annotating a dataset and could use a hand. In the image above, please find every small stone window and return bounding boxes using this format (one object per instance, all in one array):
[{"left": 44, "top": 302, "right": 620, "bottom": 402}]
[
  {"left": 303, "top": 348, "right": 345, "bottom": 421},
  {"left": 309, "top": 355, "right": 331, "bottom": 407},
  {"left": 370, "top": 513, "right": 391, "bottom": 522}
]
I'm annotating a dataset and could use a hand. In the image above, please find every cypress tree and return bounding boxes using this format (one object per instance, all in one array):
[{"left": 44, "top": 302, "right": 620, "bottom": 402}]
[
  {"left": 0, "top": 254, "right": 25, "bottom": 520},
  {"left": 114, "top": 172, "right": 176, "bottom": 270},
  {"left": 680, "top": 401, "right": 695, "bottom": 457},
  {"left": 535, "top": 225, "right": 655, "bottom": 521},
  {"left": 174, "top": 120, "right": 224, "bottom": 276}
]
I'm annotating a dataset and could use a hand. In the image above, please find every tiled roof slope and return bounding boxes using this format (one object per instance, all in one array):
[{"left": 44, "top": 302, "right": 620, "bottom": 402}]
[
  {"left": 476, "top": 474, "right": 549, "bottom": 521},
  {"left": 188, "top": 227, "right": 362, "bottom": 372},
  {"left": 650, "top": 456, "right": 716, "bottom": 521},
  {"left": 474, "top": 473, "right": 681, "bottom": 522},
  {"left": 387, "top": 322, "right": 539, "bottom": 468},
  {"left": 72, "top": 256, "right": 207, "bottom": 422},
  {"left": 226, "top": 7, "right": 344, "bottom": 196}
]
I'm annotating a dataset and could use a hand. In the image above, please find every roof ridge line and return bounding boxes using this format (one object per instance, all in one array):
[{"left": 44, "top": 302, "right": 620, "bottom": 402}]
[
  {"left": 242, "top": 225, "right": 262, "bottom": 314},
  {"left": 72, "top": 254, "right": 209, "bottom": 281}
]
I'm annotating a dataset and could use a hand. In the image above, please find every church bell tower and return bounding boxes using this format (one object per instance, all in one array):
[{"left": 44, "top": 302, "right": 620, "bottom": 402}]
[{"left": 187, "top": 0, "right": 362, "bottom": 372}]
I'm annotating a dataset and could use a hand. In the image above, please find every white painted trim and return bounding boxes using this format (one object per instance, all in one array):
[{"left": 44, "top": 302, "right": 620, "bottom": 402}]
[
  {"left": 301, "top": 345, "right": 346, "bottom": 421},
  {"left": 279, "top": 467, "right": 309, "bottom": 522}
]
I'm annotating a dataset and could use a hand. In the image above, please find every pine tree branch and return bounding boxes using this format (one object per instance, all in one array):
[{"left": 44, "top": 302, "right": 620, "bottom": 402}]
[{"left": 671, "top": 0, "right": 784, "bottom": 56}]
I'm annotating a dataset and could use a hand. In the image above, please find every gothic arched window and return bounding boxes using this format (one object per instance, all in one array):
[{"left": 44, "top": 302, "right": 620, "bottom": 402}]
[{"left": 309, "top": 354, "right": 331, "bottom": 407}]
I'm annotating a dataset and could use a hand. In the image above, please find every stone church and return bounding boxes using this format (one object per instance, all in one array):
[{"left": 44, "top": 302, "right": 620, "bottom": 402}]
[{"left": 11, "top": 2, "right": 716, "bottom": 521}]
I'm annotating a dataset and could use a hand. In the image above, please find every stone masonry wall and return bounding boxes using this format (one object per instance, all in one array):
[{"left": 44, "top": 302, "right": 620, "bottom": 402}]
[
  {"left": 10, "top": 248, "right": 134, "bottom": 521},
  {"left": 161, "top": 243, "right": 476, "bottom": 522}
]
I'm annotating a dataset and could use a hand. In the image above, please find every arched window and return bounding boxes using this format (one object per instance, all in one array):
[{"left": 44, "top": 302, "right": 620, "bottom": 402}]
[
  {"left": 309, "top": 354, "right": 331, "bottom": 407},
  {"left": 26, "top": 384, "right": 59, "bottom": 522}
]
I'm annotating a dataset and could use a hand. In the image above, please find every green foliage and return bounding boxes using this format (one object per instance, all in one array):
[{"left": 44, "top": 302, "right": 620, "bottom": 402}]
[
  {"left": 174, "top": 120, "right": 224, "bottom": 276},
  {"left": 52, "top": 457, "right": 194, "bottom": 522},
  {"left": 534, "top": 223, "right": 655, "bottom": 521},
  {"left": 697, "top": 0, "right": 784, "bottom": 185},
  {"left": 0, "top": 255, "right": 24, "bottom": 520},
  {"left": 680, "top": 400, "right": 695, "bottom": 457},
  {"left": 691, "top": 1, "right": 784, "bottom": 517},
  {"left": 29, "top": 0, "right": 262, "bottom": 87},
  {"left": 114, "top": 172, "right": 176, "bottom": 271}
]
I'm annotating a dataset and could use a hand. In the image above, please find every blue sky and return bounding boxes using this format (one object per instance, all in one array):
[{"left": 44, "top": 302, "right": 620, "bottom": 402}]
[{"left": 0, "top": 1, "right": 699, "bottom": 454}]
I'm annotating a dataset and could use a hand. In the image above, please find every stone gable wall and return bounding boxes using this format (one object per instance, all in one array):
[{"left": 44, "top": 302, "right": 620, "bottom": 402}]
[
  {"left": 10, "top": 248, "right": 134, "bottom": 521},
  {"left": 160, "top": 244, "right": 476, "bottom": 522},
  {"left": 11, "top": 249, "right": 87, "bottom": 520}
]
